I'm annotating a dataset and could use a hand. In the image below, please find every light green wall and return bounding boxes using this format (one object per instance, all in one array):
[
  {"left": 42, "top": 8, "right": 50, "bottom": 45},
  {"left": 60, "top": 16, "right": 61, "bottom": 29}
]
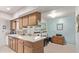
[{"left": 47, "top": 16, "right": 76, "bottom": 45}]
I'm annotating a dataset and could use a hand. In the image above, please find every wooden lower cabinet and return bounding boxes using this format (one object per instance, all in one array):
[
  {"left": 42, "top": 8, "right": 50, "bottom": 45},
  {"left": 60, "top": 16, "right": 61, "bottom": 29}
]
[
  {"left": 23, "top": 40, "right": 44, "bottom": 53},
  {"left": 8, "top": 36, "right": 44, "bottom": 53},
  {"left": 8, "top": 37, "right": 16, "bottom": 51},
  {"left": 24, "top": 46, "right": 32, "bottom": 53},
  {"left": 10, "top": 39, "right": 13, "bottom": 49},
  {"left": 33, "top": 40, "right": 44, "bottom": 53},
  {"left": 23, "top": 41, "right": 33, "bottom": 53},
  {"left": 12, "top": 39, "right": 16, "bottom": 51},
  {"left": 15, "top": 39, "right": 18, "bottom": 52},
  {"left": 8, "top": 38, "right": 11, "bottom": 48},
  {"left": 17, "top": 40, "right": 24, "bottom": 53}
]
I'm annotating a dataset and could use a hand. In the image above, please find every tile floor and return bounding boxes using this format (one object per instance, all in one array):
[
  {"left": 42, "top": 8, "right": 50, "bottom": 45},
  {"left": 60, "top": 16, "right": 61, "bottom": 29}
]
[
  {"left": 0, "top": 45, "right": 15, "bottom": 53},
  {"left": 0, "top": 43, "right": 78, "bottom": 53},
  {"left": 44, "top": 42, "right": 77, "bottom": 53}
]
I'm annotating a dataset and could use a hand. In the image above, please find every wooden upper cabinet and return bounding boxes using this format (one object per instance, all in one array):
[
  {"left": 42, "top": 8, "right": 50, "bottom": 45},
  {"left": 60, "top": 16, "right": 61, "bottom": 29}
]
[
  {"left": 28, "top": 12, "right": 41, "bottom": 26},
  {"left": 10, "top": 12, "right": 41, "bottom": 30},
  {"left": 10, "top": 20, "right": 16, "bottom": 30},
  {"left": 22, "top": 16, "right": 29, "bottom": 28},
  {"left": 19, "top": 17, "right": 23, "bottom": 29}
]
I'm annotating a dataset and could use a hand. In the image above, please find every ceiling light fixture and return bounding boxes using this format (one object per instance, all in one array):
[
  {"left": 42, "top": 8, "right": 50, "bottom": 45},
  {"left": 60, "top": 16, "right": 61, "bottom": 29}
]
[
  {"left": 48, "top": 13, "right": 56, "bottom": 18},
  {"left": 48, "top": 10, "right": 56, "bottom": 18},
  {"left": 51, "top": 10, "right": 56, "bottom": 13},
  {"left": 6, "top": 8, "right": 11, "bottom": 11},
  {"left": 48, "top": 10, "right": 63, "bottom": 18}
]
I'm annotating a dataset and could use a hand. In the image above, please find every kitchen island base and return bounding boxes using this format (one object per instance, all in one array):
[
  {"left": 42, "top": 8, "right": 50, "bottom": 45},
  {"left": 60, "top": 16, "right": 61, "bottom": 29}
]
[{"left": 8, "top": 36, "right": 44, "bottom": 53}]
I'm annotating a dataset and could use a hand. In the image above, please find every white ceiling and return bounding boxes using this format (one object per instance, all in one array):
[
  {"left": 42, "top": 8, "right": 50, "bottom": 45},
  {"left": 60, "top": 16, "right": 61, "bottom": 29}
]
[
  {"left": 36, "top": 6, "right": 75, "bottom": 14},
  {"left": 0, "top": 6, "right": 25, "bottom": 15},
  {"left": 0, "top": 6, "right": 75, "bottom": 20}
]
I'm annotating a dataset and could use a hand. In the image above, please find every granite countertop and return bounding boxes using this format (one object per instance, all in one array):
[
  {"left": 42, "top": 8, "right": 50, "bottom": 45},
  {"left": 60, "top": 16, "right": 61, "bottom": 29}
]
[{"left": 8, "top": 34, "right": 46, "bottom": 42}]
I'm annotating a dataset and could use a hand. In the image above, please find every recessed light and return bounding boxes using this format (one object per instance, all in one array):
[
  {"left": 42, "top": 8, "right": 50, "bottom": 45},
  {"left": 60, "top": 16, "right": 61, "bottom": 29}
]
[
  {"left": 48, "top": 10, "right": 63, "bottom": 18},
  {"left": 48, "top": 13, "right": 56, "bottom": 18},
  {"left": 51, "top": 10, "right": 56, "bottom": 13},
  {"left": 48, "top": 10, "right": 57, "bottom": 18},
  {"left": 6, "top": 8, "right": 11, "bottom": 11}
]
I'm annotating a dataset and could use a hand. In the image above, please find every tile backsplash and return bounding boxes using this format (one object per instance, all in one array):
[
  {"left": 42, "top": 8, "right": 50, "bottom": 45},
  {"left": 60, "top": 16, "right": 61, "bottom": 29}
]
[{"left": 16, "top": 24, "right": 48, "bottom": 37}]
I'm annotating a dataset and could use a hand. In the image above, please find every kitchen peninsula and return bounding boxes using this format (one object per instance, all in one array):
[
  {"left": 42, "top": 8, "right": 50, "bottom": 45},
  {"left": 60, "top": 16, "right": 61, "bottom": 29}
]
[{"left": 8, "top": 34, "right": 45, "bottom": 53}]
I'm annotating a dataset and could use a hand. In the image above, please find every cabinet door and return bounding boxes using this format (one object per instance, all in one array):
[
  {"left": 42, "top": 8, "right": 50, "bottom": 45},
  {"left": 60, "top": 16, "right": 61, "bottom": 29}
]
[
  {"left": 29, "top": 13, "right": 37, "bottom": 26},
  {"left": 15, "top": 39, "right": 18, "bottom": 52},
  {"left": 19, "top": 17, "right": 23, "bottom": 29},
  {"left": 29, "top": 12, "right": 41, "bottom": 26},
  {"left": 8, "top": 37, "right": 13, "bottom": 49},
  {"left": 8, "top": 39, "right": 11, "bottom": 48},
  {"left": 11, "top": 20, "right": 16, "bottom": 30},
  {"left": 17, "top": 40, "right": 24, "bottom": 53},
  {"left": 23, "top": 16, "right": 29, "bottom": 28},
  {"left": 12, "top": 21, "right": 16, "bottom": 30},
  {"left": 33, "top": 40, "right": 44, "bottom": 53},
  {"left": 24, "top": 46, "right": 32, "bottom": 53},
  {"left": 10, "top": 39, "right": 13, "bottom": 49},
  {"left": 12, "top": 39, "right": 16, "bottom": 51}
]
